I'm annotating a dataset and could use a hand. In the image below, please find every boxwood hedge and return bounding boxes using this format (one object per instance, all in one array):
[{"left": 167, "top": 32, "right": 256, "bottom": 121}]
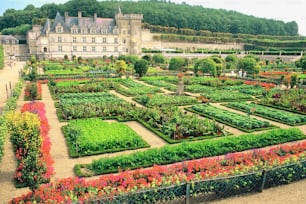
[{"left": 75, "top": 128, "right": 305, "bottom": 176}]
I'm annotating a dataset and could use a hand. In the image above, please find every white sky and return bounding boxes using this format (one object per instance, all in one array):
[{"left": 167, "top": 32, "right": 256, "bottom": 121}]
[{"left": 1, "top": 0, "right": 305, "bottom": 35}]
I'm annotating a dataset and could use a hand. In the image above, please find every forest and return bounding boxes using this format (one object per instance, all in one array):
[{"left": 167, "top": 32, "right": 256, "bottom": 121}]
[{"left": 0, "top": 0, "right": 299, "bottom": 36}]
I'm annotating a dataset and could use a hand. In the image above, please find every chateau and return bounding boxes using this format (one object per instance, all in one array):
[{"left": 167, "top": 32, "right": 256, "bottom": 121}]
[{"left": 27, "top": 8, "right": 143, "bottom": 59}]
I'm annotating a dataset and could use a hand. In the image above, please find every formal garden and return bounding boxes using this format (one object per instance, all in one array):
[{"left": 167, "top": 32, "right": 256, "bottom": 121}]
[{"left": 0, "top": 54, "right": 305, "bottom": 203}]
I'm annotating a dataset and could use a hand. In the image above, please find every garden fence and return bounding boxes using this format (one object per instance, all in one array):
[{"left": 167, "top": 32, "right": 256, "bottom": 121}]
[{"left": 83, "top": 159, "right": 306, "bottom": 204}]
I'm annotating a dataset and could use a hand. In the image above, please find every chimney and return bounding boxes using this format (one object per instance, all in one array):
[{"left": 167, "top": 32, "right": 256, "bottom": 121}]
[
  {"left": 64, "top": 12, "right": 69, "bottom": 23},
  {"left": 94, "top": 13, "right": 97, "bottom": 22},
  {"left": 78, "top": 11, "right": 82, "bottom": 18}
]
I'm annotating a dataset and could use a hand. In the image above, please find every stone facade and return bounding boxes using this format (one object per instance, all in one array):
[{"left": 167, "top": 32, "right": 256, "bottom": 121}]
[
  {"left": 0, "top": 35, "right": 19, "bottom": 59},
  {"left": 27, "top": 9, "right": 143, "bottom": 59}
]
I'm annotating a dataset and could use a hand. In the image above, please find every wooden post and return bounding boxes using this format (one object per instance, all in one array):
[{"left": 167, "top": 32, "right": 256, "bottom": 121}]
[
  {"left": 185, "top": 183, "right": 190, "bottom": 204},
  {"left": 259, "top": 170, "right": 267, "bottom": 192}
]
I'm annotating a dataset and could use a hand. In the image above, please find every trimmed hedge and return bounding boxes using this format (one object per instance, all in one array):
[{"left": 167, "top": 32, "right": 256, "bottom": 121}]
[{"left": 75, "top": 128, "right": 306, "bottom": 176}]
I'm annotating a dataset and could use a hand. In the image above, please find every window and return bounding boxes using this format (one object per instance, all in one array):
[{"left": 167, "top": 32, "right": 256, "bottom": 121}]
[
  {"left": 122, "top": 30, "right": 126, "bottom": 35},
  {"left": 103, "top": 46, "right": 106, "bottom": 52},
  {"left": 102, "top": 38, "right": 106, "bottom": 43},
  {"left": 83, "top": 46, "right": 87, "bottom": 52},
  {"left": 126, "top": 48, "right": 128, "bottom": 52},
  {"left": 83, "top": 37, "right": 86, "bottom": 43},
  {"left": 114, "top": 38, "right": 118, "bottom": 44},
  {"left": 58, "top": 46, "right": 62, "bottom": 52},
  {"left": 82, "top": 28, "right": 88, "bottom": 34},
  {"left": 114, "top": 47, "right": 118, "bottom": 52},
  {"left": 58, "top": 37, "right": 62, "bottom": 43},
  {"left": 73, "top": 46, "right": 77, "bottom": 52},
  {"left": 92, "top": 46, "right": 96, "bottom": 52},
  {"left": 56, "top": 27, "right": 62, "bottom": 33},
  {"left": 71, "top": 28, "right": 77, "bottom": 33},
  {"left": 73, "top": 37, "right": 77, "bottom": 43},
  {"left": 92, "top": 37, "right": 95, "bottom": 43},
  {"left": 123, "top": 39, "right": 126, "bottom": 44},
  {"left": 91, "top": 29, "right": 96, "bottom": 34}
]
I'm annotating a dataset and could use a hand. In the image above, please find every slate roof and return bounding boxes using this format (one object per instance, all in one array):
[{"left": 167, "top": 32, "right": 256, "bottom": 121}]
[
  {"left": 0, "top": 35, "right": 19, "bottom": 44},
  {"left": 46, "top": 12, "right": 116, "bottom": 34}
]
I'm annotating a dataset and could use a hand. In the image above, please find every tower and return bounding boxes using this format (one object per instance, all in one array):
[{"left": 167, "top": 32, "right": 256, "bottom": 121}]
[{"left": 115, "top": 6, "right": 143, "bottom": 55}]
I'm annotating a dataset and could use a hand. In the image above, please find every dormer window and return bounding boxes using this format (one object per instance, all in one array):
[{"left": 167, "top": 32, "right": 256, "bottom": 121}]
[
  {"left": 71, "top": 28, "right": 77, "bottom": 33},
  {"left": 91, "top": 28, "right": 96, "bottom": 34},
  {"left": 82, "top": 28, "right": 88, "bottom": 34},
  {"left": 56, "top": 24, "right": 63, "bottom": 33}
]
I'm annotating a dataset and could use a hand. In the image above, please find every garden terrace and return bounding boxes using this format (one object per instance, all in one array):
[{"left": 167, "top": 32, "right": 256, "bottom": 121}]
[
  {"left": 260, "top": 89, "right": 306, "bottom": 114},
  {"left": 134, "top": 93, "right": 198, "bottom": 107},
  {"left": 225, "top": 102, "right": 306, "bottom": 126},
  {"left": 62, "top": 118, "right": 149, "bottom": 157},
  {"left": 187, "top": 104, "right": 274, "bottom": 132},
  {"left": 75, "top": 128, "right": 305, "bottom": 176}
]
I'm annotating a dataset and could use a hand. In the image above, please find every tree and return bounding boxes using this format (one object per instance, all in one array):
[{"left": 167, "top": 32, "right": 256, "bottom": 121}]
[
  {"left": 296, "top": 56, "right": 306, "bottom": 72},
  {"left": 115, "top": 60, "right": 127, "bottom": 76},
  {"left": 134, "top": 59, "right": 149, "bottom": 77},
  {"left": 152, "top": 54, "right": 165, "bottom": 65},
  {"left": 225, "top": 54, "right": 238, "bottom": 69},
  {"left": 169, "top": 57, "right": 186, "bottom": 71},
  {"left": 194, "top": 58, "right": 217, "bottom": 76},
  {"left": 238, "top": 56, "right": 260, "bottom": 76}
]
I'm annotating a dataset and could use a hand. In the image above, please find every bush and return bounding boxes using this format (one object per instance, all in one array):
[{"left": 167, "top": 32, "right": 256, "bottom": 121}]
[{"left": 78, "top": 128, "right": 305, "bottom": 176}]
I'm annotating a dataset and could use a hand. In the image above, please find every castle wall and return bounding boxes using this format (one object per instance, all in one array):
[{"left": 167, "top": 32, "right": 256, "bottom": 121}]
[{"left": 141, "top": 31, "right": 244, "bottom": 50}]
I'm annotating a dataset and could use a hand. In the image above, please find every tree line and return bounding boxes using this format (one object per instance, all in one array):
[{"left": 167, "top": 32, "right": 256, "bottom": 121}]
[{"left": 0, "top": 0, "right": 299, "bottom": 36}]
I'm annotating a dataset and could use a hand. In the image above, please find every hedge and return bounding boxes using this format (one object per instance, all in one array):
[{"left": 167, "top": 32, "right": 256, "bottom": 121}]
[{"left": 75, "top": 128, "right": 305, "bottom": 176}]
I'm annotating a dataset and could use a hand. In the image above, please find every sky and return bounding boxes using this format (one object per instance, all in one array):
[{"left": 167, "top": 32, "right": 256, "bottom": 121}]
[{"left": 1, "top": 0, "right": 306, "bottom": 36}]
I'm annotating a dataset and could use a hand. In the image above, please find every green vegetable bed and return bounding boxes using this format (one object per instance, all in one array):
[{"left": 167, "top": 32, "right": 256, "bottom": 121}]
[
  {"left": 63, "top": 118, "right": 149, "bottom": 157},
  {"left": 187, "top": 104, "right": 274, "bottom": 132},
  {"left": 75, "top": 128, "right": 305, "bottom": 176},
  {"left": 225, "top": 102, "right": 306, "bottom": 126}
]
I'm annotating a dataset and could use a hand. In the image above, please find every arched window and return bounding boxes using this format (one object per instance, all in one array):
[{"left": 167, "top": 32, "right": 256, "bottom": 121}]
[{"left": 43, "top": 47, "right": 47, "bottom": 52}]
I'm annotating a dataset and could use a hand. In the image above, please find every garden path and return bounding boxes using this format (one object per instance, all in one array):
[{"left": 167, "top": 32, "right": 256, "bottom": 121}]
[
  {"left": 0, "top": 62, "right": 23, "bottom": 110},
  {"left": 0, "top": 62, "right": 29, "bottom": 202},
  {"left": 109, "top": 90, "right": 145, "bottom": 108},
  {"left": 133, "top": 78, "right": 174, "bottom": 94}
]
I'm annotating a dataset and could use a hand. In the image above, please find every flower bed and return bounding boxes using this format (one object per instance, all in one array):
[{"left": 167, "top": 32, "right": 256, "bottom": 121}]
[
  {"left": 62, "top": 118, "right": 149, "bottom": 157},
  {"left": 11, "top": 140, "right": 306, "bottom": 203},
  {"left": 24, "top": 82, "right": 42, "bottom": 100},
  {"left": 134, "top": 94, "right": 198, "bottom": 107},
  {"left": 75, "top": 128, "right": 305, "bottom": 176},
  {"left": 187, "top": 104, "right": 274, "bottom": 132},
  {"left": 244, "top": 80, "right": 276, "bottom": 89},
  {"left": 225, "top": 102, "right": 306, "bottom": 126},
  {"left": 6, "top": 102, "right": 53, "bottom": 188},
  {"left": 260, "top": 89, "right": 306, "bottom": 114}
]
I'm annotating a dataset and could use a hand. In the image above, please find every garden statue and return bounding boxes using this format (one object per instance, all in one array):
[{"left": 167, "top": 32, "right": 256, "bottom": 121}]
[{"left": 177, "top": 73, "right": 184, "bottom": 95}]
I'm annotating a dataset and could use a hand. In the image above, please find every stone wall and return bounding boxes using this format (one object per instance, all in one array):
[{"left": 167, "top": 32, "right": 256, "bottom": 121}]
[{"left": 141, "top": 30, "right": 244, "bottom": 50}]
